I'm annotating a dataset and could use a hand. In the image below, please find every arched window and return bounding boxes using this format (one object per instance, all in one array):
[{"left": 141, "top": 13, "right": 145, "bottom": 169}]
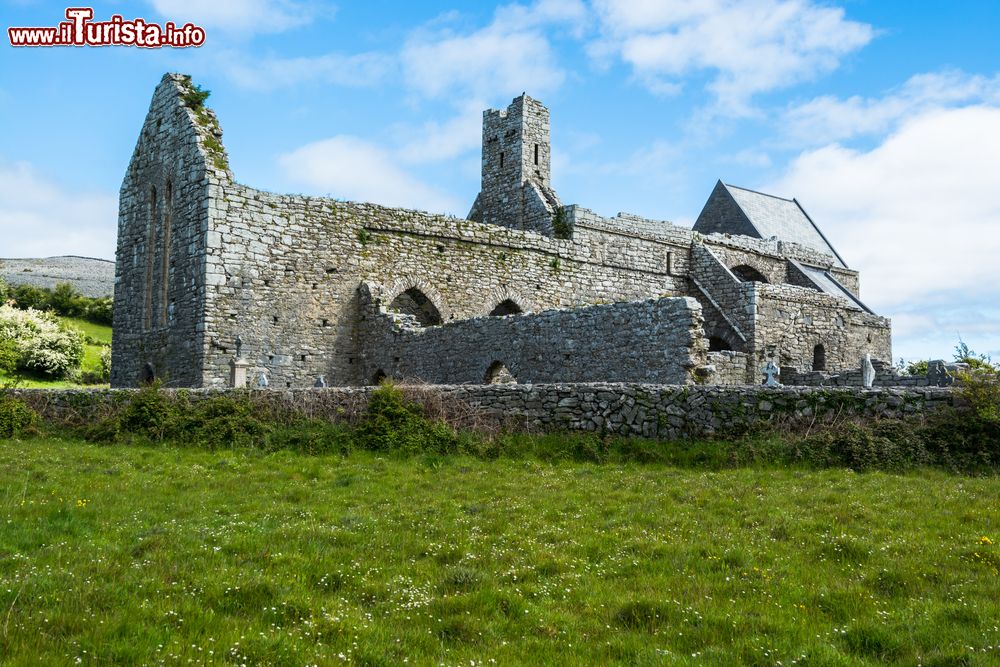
[
  {"left": 708, "top": 336, "right": 733, "bottom": 352},
  {"left": 489, "top": 299, "right": 523, "bottom": 317},
  {"left": 143, "top": 185, "right": 158, "bottom": 330},
  {"left": 812, "top": 344, "right": 826, "bottom": 371},
  {"left": 485, "top": 361, "right": 516, "bottom": 384},
  {"left": 388, "top": 288, "right": 443, "bottom": 327},
  {"left": 731, "top": 265, "right": 769, "bottom": 283},
  {"left": 160, "top": 179, "right": 173, "bottom": 326},
  {"left": 371, "top": 369, "right": 387, "bottom": 385}
]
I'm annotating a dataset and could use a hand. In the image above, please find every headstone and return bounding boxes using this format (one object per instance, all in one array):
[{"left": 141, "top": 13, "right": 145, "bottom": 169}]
[
  {"left": 762, "top": 360, "right": 781, "bottom": 387},
  {"left": 314, "top": 375, "right": 326, "bottom": 388},
  {"left": 229, "top": 356, "right": 249, "bottom": 388},
  {"left": 862, "top": 353, "right": 875, "bottom": 388},
  {"left": 256, "top": 372, "right": 269, "bottom": 389},
  {"left": 927, "top": 360, "right": 953, "bottom": 387}
]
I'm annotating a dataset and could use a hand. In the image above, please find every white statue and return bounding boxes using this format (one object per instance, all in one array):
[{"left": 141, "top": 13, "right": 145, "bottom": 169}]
[
  {"left": 862, "top": 353, "right": 875, "bottom": 388},
  {"left": 256, "top": 372, "right": 269, "bottom": 388}
]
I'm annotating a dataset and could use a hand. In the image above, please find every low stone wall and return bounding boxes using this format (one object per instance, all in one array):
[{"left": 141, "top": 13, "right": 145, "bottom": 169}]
[{"left": 8, "top": 384, "right": 957, "bottom": 440}]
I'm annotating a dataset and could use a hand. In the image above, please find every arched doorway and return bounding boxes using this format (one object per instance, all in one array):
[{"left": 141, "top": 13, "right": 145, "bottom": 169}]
[
  {"left": 484, "top": 361, "right": 516, "bottom": 384},
  {"left": 731, "top": 265, "right": 769, "bottom": 283},
  {"left": 388, "top": 288, "right": 443, "bottom": 326},
  {"left": 708, "top": 336, "right": 733, "bottom": 352},
  {"left": 489, "top": 299, "right": 523, "bottom": 317},
  {"left": 371, "top": 369, "right": 387, "bottom": 385}
]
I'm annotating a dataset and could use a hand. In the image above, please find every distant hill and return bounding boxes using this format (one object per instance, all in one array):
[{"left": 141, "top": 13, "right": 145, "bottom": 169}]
[{"left": 1, "top": 256, "right": 115, "bottom": 298}]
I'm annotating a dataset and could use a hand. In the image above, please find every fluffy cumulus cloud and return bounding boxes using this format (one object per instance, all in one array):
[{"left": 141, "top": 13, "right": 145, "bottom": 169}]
[
  {"left": 0, "top": 160, "right": 117, "bottom": 260},
  {"left": 401, "top": 0, "right": 586, "bottom": 102},
  {"left": 146, "top": 0, "right": 322, "bottom": 34},
  {"left": 783, "top": 70, "right": 1000, "bottom": 145},
  {"left": 277, "top": 136, "right": 463, "bottom": 214},
  {"left": 589, "top": 0, "right": 874, "bottom": 110},
  {"left": 770, "top": 105, "right": 1000, "bottom": 358}
]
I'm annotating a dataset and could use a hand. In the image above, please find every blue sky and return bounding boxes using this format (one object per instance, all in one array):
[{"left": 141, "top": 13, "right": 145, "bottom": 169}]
[{"left": 2, "top": 0, "right": 999, "bottom": 362}]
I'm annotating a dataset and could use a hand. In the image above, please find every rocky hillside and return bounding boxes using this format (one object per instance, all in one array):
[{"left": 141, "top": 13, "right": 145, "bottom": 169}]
[{"left": 0, "top": 256, "right": 115, "bottom": 298}]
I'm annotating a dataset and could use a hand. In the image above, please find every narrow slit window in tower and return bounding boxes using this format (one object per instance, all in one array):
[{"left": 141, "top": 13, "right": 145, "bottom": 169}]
[
  {"left": 534, "top": 143, "right": 539, "bottom": 165},
  {"left": 499, "top": 151, "right": 504, "bottom": 168}
]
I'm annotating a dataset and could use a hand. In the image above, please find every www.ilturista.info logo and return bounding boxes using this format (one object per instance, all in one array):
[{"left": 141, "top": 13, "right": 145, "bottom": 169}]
[{"left": 8, "top": 7, "right": 206, "bottom": 48}]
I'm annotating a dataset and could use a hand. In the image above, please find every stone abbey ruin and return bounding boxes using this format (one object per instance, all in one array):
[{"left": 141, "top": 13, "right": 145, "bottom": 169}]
[{"left": 111, "top": 74, "right": 892, "bottom": 389}]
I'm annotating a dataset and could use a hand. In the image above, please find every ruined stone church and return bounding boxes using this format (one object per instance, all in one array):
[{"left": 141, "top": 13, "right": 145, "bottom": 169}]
[{"left": 110, "top": 74, "right": 891, "bottom": 388}]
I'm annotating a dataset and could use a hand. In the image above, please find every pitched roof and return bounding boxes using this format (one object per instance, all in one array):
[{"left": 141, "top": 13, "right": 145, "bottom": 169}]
[{"left": 722, "top": 184, "right": 847, "bottom": 268}]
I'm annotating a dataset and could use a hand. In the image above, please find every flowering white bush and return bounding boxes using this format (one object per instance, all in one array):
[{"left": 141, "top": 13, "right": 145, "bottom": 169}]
[{"left": 0, "top": 304, "right": 84, "bottom": 378}]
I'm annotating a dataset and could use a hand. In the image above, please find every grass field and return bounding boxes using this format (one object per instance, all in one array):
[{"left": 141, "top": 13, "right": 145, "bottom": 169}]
[
  {"left": 0, "top": 317, "right": 111, "bottom": 388},
  {"left": 0, "top": 437, "right": 997, "bottom": 665}
]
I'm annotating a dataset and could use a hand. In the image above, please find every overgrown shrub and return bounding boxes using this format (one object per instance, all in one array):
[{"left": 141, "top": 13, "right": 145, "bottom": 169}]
[
  {"left": 0, "top": 394, "right": 38, "bottom": 438},
  {"left": 354, "top": 383, "right": 459, "bottom": 454},
  {"left": 0, "top": 304, "right": 84, "bottom": 378}
]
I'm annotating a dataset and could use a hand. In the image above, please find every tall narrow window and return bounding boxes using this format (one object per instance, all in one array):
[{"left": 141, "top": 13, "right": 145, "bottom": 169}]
[
  {"left": 499, "top": 151, "right": 504, "bottom": 168},
  {"left": 160, "top": 180, "right": 173, "bottom": 326},
  {"left": 813, "top": 344, "right": 826, "bottom": 371},
  {"left": 534, "top": 143, "right": 539, "bottom": 165},
  {"left": 144, "top": 185, "right": 157, "bottom": 330}
]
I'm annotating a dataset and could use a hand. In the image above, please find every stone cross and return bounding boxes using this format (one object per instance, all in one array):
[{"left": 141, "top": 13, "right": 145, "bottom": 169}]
[
  {"left": 762, "top": 360, "right": 781, "bottom": 387},
  {"left": 862, "top": 353, "right": 875, "bottom": 388}
]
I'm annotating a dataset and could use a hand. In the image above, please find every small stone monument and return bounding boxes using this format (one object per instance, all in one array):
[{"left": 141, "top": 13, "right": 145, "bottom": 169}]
[
  {"left": 256, "top": 372, "right": 269, "bottom": 389},
  {"left": 862, "top": 353, "right": 875, "bottom": 388},
  {"left": 229, "top": 334, "right": 249, "bottom": 388},
  {"left": 762, "top": 360, "right": 781, "bottom": 387},
  {"left": 314, "top": 375, "right": 327, "bottom": 388}
]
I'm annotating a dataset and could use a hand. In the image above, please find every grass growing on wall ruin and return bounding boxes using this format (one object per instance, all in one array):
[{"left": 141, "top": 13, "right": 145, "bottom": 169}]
[{"left": 0, "top": 437, "right": 997, "bottom": 665}]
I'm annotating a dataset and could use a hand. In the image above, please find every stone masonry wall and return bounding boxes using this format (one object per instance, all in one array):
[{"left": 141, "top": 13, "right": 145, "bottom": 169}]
[
  {"left": 753, "top": 283, "right": 892, "bottom": 372},
  {"left": 112, "top": 74, "right": 230, "bottom": 388},
  {"left": 201, "top": 189, "right": 690, "bottom": 389},
  {"left": 358, "top": 289, "right": 707, "bottom": 385},
  {"left": 10, "top": 385, "right": 956, "bottom": 441}
]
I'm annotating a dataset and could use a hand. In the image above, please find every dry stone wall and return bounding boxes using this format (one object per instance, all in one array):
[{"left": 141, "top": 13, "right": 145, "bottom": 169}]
[{"left": 10, "top": 385, "right": 956, "bottom": 440}]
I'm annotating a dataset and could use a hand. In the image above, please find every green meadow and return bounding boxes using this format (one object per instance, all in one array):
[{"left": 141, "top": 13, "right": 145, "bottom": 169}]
[{"left": 1, "top": 436, "right": 997, "bottom": 665}]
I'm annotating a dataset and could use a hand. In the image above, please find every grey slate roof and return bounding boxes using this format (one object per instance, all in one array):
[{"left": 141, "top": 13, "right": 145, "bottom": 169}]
[
  {"left": 791, "top": 260, "right": 873, "bottom": 313},
  {"left": 723, "top": 185, "right": 846, "bottom": 268}
]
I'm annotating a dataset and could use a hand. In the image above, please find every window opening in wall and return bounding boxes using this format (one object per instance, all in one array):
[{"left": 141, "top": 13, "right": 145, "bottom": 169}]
[
  {"left": 489, "top": 299, "right": 523, "bottom": 316},
  {"left": 144, "top": 185, "right": 158, "bottom": 330},
  {"left": 708, "top": 337, "right": 733, "bottom": 352},
  {"left": 813, "top": 344, "right": 826, "bottom": 371},
  {"left": 534, "top": 143, "right": 539, "bottom": 165},
  {"left": 388, "top": 287, "right": 443, "bottom": 327},
  {"left": 731, "top": 265, "right": 769, "bottom": 283},
  {"left": 159, "top": 180, "right": 172, "bottom": 327},
  {"left": 500, "top": 151, "right": 504, "bottom": 168},
  {"left": 485, "top": 361, "right": 516, "bottom": 384}
]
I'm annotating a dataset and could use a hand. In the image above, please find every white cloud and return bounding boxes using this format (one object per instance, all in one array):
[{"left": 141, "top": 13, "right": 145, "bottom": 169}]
[
  {"left": 147, "top": 0, "right": 322, "bottom": 34},
  {"left": 401, "top": 0, "right": 584, "bottom": 101},
  {"left": 783, "top": 70, "right": 1000, "bottom": 144},
  {"left": 393, "top": 101, "right": 485, "bottom": 165},
  {"left": 590, "top": 0, "right": 874, "bottom": 111},
  {"left": 769, "top": 106, "right": 1000, "bottom": 355},
  {"left": 0, "top": 160, "right": 117, "bottom": 260},
  {"left": 214, "top": 50, "right": 394, "bottom": 91},
  {"left": 278, "top": 136, "right": 462, "bottom": 214}
]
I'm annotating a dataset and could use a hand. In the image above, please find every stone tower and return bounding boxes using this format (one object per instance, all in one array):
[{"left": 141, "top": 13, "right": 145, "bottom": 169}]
[{"left": 468, "top": 94, "right": 564, "bottom": 236}]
